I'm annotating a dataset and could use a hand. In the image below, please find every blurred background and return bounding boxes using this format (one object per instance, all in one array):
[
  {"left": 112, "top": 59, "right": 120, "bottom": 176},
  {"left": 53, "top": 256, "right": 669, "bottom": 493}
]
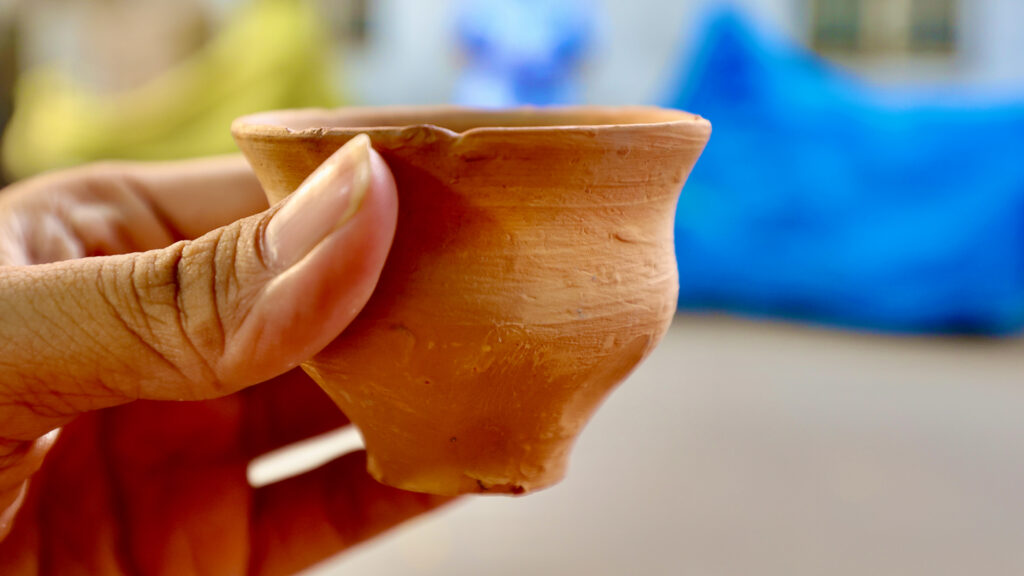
[{"left": 3, "top": 0, "right": 1024, "bottom": 574}]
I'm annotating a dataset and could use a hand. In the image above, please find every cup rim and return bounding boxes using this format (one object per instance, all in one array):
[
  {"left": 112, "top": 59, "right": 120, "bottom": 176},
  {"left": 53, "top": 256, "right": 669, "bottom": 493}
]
[{"left": 231, "top": 105, "right": 710, "bottom": 141}]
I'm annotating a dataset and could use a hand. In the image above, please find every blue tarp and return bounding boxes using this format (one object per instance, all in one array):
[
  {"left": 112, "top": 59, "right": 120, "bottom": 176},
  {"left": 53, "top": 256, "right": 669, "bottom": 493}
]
[{"left": 665, "top": 9, "right": 1024, "bottom": 334}]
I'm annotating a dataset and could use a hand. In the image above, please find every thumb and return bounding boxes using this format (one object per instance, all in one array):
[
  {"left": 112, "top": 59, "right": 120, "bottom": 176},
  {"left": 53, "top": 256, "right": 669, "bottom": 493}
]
[{"left": 0, "top": 135, "right": 397, "bottom": 440}]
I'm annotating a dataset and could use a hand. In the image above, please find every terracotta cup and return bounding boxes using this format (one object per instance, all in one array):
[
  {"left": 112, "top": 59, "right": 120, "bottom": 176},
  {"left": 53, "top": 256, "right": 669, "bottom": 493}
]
[{"left": 232, "top": 106, "right": 710, "bottom": 495}]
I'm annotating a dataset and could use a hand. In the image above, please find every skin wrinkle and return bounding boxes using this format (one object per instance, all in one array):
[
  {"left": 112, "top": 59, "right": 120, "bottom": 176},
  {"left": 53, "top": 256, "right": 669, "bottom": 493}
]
[
  {"left": 192, "top": 232, "right": 224, "bottom": 369},
  {"left": 50, "top": 188, "right": 103, "bottom": 257},
  {"left": 0, "top": 440, "right": 32, "bottom": 473},
  {"left": 0, "top": 313, "right": 30, "bottom": 372},
  {"left": 20, "top": 214, "right": 45, "bottom": 264},
  {"left": 217, "top": 217, "right": 274, "bottom": 381},
  {"left": 176, "top": 232, "right": 229, "bottom": 393},
  {"left": 118, "top": 171, "right": 187, "bottom": 246},
  {"left": 0, "top": 202, "right": 47, "bottom": 267},
  {"left": 100, "top": 258, "right": 180, "bottom": 402},
  {"left": 253, "top": 202, "right": 283, "bottom": 274},
  {"left": 44, "top": 266, "right": 126, "bottom": 404},
  {"left": 0, "top": 217, "right": 29, "bottom": 266},
  {"left": 160, "top": 245, "right": 215, "bottom": 394},
  {"left": 0, "top": 370, "right": 18, "bottom": 414},
  {"left": 3, "top": 294, "right": 86, "bottom": 417},
  {"left": 99, "top": 257, "right": 161, "bottom": 400},
  {"left": 45, "top": 267, "right": 94, "bottom": 343},
  {"left": 0, "top": 373, "right": 64, "bottom": 421},
  {"left": 35, "top": 212, "right": 82, "bottom": 263},
  {"left": 160, "top": 244, "right": 209, "bottom": 392},
  {"left": 65, "top": 200, "right": 133, "bottom": 258},
  {"left": 15, "top": 284, "right": 70, "bottom": 362},
  {"left": 208, "top": 225, "right": 232, "bottom": 372},
  {"left": 0, "top": 238, "right": 21, "bottom": 268},
  {"left": 122, "top": 256, "right": 158, "bottom": 393},
  {"left": 222, "top": 235, "right": 240, "bottom": 358},
  {"left": 28, "top": 274, "right": 126, "bottom": 422}
]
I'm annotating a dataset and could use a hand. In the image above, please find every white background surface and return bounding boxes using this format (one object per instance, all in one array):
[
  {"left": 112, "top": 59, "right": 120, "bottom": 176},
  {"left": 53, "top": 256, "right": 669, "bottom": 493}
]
[{"left": 278, "top": 314, "right": 1024, "bottom": 575}]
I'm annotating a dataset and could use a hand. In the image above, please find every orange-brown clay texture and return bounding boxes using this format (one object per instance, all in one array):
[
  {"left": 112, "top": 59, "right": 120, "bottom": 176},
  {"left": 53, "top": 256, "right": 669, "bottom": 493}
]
[{"left": 232, "top": 106, "right": 710, "bottom": 496}]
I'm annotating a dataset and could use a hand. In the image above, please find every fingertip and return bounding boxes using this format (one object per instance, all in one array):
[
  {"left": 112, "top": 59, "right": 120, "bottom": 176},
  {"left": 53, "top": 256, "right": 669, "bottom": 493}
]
[{"left": 223, "top": 147, "right": 398, "bottom": 385}]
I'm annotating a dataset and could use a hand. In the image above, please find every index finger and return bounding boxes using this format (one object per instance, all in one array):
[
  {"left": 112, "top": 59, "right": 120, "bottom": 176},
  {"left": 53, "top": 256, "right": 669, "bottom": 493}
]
[{"left": 94, "top": 154, "right": 270, "bottom": 240}]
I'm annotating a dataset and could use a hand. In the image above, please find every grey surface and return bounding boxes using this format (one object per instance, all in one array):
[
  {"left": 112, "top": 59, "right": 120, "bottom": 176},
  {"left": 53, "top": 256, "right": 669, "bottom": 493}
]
[{"left": 306, "top": 314, "right": 1024, "bottom": 575}]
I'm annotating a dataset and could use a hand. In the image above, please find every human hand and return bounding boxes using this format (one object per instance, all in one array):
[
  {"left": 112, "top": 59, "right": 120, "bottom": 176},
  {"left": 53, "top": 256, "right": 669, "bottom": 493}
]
[{"left": 0, "top": 138, "right": 449, "bottom": 574}]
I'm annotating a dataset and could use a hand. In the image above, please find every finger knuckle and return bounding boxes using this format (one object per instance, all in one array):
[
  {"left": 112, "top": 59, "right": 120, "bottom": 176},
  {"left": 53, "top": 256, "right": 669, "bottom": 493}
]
[
  {"left": 112, "top": 242, "right": 221, "bottom": 391},
  {"left": 121, "top": 223, "right": 265, "bottom": 393}
]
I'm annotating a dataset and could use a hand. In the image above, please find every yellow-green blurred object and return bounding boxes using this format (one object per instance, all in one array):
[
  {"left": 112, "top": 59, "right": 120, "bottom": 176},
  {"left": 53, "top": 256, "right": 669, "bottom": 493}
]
[{"left": 3, "top": 0, "right": 341, "bottom": 179}]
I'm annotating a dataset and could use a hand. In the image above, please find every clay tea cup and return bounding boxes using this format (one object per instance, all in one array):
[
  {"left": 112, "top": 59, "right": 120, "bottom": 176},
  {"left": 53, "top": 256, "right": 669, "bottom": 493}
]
[{"left": 232, "top": 106, "right": 711, "bottom": 495}]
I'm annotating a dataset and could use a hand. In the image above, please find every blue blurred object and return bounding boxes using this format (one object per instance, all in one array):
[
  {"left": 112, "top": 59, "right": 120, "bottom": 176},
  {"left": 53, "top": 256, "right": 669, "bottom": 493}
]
[
  {"left": 665, "top": 9, "right": 1024, "bottom": 334},
  {"left": 454, "top": 0, "right": 594, "bottom": 106}
]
